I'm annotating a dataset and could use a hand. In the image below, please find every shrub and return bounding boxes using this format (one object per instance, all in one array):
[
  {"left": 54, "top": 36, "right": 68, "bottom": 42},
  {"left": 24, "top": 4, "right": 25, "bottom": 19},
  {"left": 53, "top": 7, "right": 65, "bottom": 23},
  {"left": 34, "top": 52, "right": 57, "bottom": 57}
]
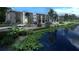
[
  {"left": 0, "top": 26, "right": 27, "bottom": 47},
  {"left": 0, "top": 31, "right": 18, "bottom": 47},
  {"left": 59, "top": 21, "right": 64, "bottom": 24},
  {"left": 10, "top": 26, "right": 27, "bottom": 36},
  {"left": 11, "top": 31, "right": 44, "bottom": 51}
]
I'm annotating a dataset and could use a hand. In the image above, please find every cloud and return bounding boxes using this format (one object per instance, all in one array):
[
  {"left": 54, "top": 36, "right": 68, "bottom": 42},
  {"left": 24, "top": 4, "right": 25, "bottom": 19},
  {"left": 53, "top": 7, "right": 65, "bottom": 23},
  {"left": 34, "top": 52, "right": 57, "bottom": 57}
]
[
  {"left": 14, "top": 7, "right": 79, "bottom": 16},
  {"left": 54, "top": 7, "right": 79, "bottom": 16}
]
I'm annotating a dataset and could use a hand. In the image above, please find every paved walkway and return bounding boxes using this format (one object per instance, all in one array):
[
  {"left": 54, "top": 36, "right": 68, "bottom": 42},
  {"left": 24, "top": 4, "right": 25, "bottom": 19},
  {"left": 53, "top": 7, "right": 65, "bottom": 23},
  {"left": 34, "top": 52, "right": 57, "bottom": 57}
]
[
  {"left": 0, "top": 26, "right": 41, "bottom": 32},
  {"left": 0, "top": 22, "right": 78, "bottom": 32}
]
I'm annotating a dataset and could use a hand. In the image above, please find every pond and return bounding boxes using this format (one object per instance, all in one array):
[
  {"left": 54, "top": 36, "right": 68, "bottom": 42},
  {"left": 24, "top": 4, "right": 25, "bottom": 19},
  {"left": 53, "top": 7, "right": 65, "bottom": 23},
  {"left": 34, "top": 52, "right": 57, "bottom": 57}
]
[{"left": 39, "top": 26, "right": 79, "bottom": 51}]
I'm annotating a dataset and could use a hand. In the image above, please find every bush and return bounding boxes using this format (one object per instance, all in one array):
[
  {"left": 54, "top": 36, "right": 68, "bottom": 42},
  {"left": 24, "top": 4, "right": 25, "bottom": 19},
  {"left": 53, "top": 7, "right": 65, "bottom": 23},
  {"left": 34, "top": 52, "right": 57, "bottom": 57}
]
[
  {"left": 11, "top": 31, "right": 44, "bottom": 51},
  {"left": 10, "top": 26, "right": 27, "bottom": 36},
  {"left": 0, "top": 31, "right": 18, "bottom": 47},
  {"left": 0, "top": 26, "right": 27, "bottom": 47},
  {"left": 59, "top": 21, "right": 64, "bottom": 24}
]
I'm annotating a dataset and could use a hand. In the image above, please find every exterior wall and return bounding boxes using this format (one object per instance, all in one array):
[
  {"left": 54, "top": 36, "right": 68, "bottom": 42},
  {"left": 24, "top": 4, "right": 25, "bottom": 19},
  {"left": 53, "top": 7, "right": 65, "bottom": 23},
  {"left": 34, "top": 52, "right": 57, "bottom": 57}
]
[
  {"left": 5, "top": 11, "right": 51, "bottom": 26},
  {"left": 15, "top": 12, "right": 23, "bottom": 24},
  {"left": 23, "top": 12, "right": 33, "bottom": 25},
  {"left": 5, "top": 11, "right": 16, "bottom": 24},
  {"left": 36, "top": 14, "right": 50, "bottom": 27},
  {"left": 5, "top": 11, "right": 34, "bottom": 25},
  {"left": 33, "top": 14, "right": 37, "bottom": 22},
  {"left": 36, "top": 14, "right": 47, "bottom": 24},
  {"left": 45, "top": 15, "right": 49, "bottom": 23},
  {"left": 22, "top": 12, "right": 26, "bottom": 24},
  {"left": 32, "top": 14, "right": 49, "bottom": 24}
]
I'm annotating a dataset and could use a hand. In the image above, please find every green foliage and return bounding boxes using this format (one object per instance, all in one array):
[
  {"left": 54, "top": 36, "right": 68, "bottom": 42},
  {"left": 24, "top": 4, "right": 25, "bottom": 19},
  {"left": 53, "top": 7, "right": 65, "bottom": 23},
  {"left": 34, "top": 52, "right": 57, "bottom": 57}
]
[
  {"left": 64, "top": 23, "right": 78, "bottom": 30},
  {"left": 0, "top": 7, "right": 11, "bottom": 23},
  {"left": 0, "top": 32, "right": 16, "bottom": 47},
  {"left": 10, "top": 26, "right": 27, "bottom": 36},
  {"left": 48, "top": 9, "right": 55, "bottom": 17},
  {"left": 0, "top": 26, "right": 27, "bottom": 47},
  {"left": 59, "top": 21, "right": 64, "bottom": 24},
  {"left": 11, "top": 30, "right": 44, "bottom": 51},
  {"left": 64, "top": 14, "right": 69, "bottom": 21},
  {"left": 48, "top": 9, "right": 58, "bottom": 22},
  {"left": 0, "top": 30, "right": 18, "bottom": 47},
  {"left": 11, "top": 26, "right": 56, "bottom": 51},
  {"left": 0, "top": 22, "right": 78, "bottom": 50},
  {"left": 11, "top": 26, "right": 59, "bottom": 51}
]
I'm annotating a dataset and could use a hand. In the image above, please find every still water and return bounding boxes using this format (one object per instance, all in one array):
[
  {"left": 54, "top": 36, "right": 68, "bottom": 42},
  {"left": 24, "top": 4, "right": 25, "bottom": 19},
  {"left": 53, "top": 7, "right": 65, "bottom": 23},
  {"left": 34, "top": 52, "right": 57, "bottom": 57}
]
[{"left": 39, "top": 26, "right": 79, "bottom": 51}]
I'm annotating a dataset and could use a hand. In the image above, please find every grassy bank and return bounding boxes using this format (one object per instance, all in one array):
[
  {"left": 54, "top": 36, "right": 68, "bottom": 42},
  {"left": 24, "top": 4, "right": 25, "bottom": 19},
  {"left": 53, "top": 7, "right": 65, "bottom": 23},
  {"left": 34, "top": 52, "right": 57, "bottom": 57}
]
[
  {"left": 10, "top": 22, "right": 79, "bottom": 51},
  {"left": 0, "top": 21, "right": 78, "bottom": 51},
  {"left": 11, "top": 27, "right": 53, "bottom": 50}
]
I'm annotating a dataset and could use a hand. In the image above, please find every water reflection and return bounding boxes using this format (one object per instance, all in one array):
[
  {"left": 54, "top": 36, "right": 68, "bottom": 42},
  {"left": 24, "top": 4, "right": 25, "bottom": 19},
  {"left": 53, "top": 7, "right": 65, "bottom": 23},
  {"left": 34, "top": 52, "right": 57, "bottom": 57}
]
[
  {"left": 39, "top": 26, "right": 79, "bottom": 51},
  {"left": 67, "top": 26, "right": 79, "bottom": 49}
]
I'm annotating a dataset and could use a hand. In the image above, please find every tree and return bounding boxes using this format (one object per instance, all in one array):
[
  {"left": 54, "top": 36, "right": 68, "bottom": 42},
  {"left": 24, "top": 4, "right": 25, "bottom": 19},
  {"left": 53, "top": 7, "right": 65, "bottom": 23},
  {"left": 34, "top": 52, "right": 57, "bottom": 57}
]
[
  {"left": 53, "top": 12, "right": 58, "bottom": 22},
  {"left": 68, "top": 15, "right": 72, "bottom": 20},
  {"left": 48, "top": 9, "right": 55, "bottom": 22},
  {"left": 71, "top": 14, "right": 76, "bottom": 20},
  {"left": 68, "top": 14, "right": 77, "bottom": 21},
  {"left": 64, "top": 14, "right": 69, "bottom": 21},
  {"left": 0, "top": 7, "right": 11, "bottom": 23}
]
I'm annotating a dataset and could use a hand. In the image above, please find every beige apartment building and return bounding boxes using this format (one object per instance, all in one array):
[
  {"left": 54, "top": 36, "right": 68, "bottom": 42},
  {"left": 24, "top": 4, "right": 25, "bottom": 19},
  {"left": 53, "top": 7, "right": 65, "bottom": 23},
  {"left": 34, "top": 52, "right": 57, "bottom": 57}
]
[{"left": 5, "top": 11, "right": 58, "bottom": 27}]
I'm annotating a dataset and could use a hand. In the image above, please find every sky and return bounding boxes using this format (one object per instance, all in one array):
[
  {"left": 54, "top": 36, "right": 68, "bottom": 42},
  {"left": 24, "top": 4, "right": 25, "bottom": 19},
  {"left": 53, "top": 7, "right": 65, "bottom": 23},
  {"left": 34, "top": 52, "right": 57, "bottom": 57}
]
[{"left": 14, "top": 7, "right": 79, "bottom": 16}]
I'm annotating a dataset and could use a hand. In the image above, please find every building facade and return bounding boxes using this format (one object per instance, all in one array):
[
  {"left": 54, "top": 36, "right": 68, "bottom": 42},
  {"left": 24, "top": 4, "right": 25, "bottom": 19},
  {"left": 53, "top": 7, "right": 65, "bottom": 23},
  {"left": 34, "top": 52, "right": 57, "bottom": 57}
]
[{"left": 5, "top": 11, "right": 53, "bottom": 27}]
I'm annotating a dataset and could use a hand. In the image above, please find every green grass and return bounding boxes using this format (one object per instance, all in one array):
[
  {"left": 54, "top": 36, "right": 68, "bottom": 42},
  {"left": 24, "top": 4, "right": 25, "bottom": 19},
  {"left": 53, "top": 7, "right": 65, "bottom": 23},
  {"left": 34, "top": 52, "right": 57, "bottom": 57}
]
[
  {"left": 0, "top": 21, "right": 78, "bottom": 51},
  {"left": 11, "top": 27, "right": 52, "bottom": 51},
  {"left": 11, "top": 22, "right": 79, "bottom": 51}
]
